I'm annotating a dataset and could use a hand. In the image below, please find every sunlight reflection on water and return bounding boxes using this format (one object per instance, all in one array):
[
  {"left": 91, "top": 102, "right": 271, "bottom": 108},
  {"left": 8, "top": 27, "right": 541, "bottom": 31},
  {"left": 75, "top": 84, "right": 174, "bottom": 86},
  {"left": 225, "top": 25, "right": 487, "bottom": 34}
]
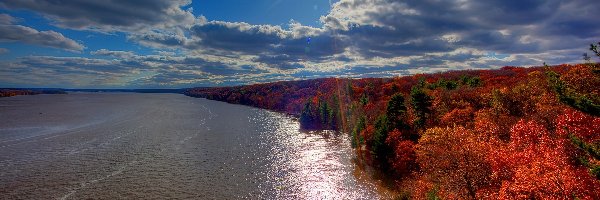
[
  {"left": 0, "top": 93, "right": 391, "bottom": 199},
  {"left": 251, "top": 111, "right": 386, "bottom": 199}
]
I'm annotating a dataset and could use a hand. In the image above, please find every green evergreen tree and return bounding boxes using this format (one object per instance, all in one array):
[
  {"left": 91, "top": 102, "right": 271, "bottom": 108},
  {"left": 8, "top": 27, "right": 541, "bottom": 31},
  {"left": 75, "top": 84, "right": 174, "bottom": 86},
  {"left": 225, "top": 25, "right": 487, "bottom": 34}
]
[
  {"left": 300, "top": 101, "right": 316, "bottom": 129},
  {"left": 352, "top": 116, "right": 366, "bottom": 148},
  {"left": 546, "top": 70, "right": 600, "bottom": 117},
  {"left": 410, "top": 82, "right": 432, "bottom": 129},
  {"left": 371, "top": 115, "right": 389, "bottom": 165},
  {"left": 387, "top": 93, "right": 408, "bottom": 131}
]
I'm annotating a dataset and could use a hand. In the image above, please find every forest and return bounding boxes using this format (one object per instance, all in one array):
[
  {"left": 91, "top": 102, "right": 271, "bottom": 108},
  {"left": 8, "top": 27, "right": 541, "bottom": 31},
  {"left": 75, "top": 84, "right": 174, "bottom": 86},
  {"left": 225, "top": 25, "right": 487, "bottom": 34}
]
[
  {"left": 0, "top": 89, "right": 66, "bottom": 98},
  {"left": 185, "top": 46, "right": 600, "bottom": 199}
]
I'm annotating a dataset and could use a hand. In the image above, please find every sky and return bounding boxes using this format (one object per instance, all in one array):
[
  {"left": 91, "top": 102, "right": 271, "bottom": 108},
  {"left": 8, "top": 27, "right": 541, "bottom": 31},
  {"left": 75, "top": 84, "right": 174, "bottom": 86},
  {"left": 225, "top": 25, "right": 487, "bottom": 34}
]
[{"left": 0, "top": 0, "right": 598, "bottom": 89}]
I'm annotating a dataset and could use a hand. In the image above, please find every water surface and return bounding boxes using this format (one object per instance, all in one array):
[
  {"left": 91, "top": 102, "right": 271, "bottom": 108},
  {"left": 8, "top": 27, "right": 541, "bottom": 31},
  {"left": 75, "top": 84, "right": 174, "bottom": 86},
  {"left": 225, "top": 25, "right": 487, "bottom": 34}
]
[{"left": 0, "top": 93, "right": 390, "bottom": 199}]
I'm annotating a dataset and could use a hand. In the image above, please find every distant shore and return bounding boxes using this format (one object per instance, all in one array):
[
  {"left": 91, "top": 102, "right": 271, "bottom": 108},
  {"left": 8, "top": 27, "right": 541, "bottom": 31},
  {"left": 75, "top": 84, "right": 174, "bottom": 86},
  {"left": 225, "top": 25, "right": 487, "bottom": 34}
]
[
  {"left": 0, "top": 88, "right": 67, "bottom": 98},
  {"left": 0, "top": 88, "right": 184, "bottom": 98}
]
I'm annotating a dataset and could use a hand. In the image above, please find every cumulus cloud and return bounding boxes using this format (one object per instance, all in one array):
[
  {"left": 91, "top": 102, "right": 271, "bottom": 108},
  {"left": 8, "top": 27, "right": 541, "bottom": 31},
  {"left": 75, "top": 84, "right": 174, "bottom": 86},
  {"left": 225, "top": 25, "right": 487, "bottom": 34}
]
[
  {"left": 1, "top": 0, "right": 599, "bottom": 88},
  {"left": 132, "top": 0, "right": 596, "bottom": 72},
  {"left": 319, "top": 0, "right": 597, "bottom": 59},
  {"left": 131, "top": 20, "right": 345, "bottom": 70},
  {"left": 0, "top": 24, "right": 85, "bottom": 52},
  {"left": 127, "top": 30, "right": 189, "bottom": 49},
  {"left": 0, "top": 13, "right": 84, "bottom": 52},
  {"left": 0, "top": 0, "right": 195, "bottom": 32}
]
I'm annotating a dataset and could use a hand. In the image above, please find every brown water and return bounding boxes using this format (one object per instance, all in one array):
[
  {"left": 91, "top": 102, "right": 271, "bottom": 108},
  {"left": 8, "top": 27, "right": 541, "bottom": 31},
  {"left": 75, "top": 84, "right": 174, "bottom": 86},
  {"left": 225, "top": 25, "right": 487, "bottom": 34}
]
[{"left": 0, "top": 93, "right": 391, "bottom": 199}]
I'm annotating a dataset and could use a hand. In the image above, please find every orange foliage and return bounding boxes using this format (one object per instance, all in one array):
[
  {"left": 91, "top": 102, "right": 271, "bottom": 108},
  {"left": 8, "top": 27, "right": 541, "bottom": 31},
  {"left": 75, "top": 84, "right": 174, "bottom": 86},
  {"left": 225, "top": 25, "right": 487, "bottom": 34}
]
[
  {"left": 416, "top": 127, "right": 492, "bottom": 199},
  {"left": 561, "top": 64, "right": 600, "bottom": 96},
  {"left": 489, "top": 120, "right": 599, "bottom": 199},
  {"left": 440, "top": 106, "right": 474, "bottom": 127}
]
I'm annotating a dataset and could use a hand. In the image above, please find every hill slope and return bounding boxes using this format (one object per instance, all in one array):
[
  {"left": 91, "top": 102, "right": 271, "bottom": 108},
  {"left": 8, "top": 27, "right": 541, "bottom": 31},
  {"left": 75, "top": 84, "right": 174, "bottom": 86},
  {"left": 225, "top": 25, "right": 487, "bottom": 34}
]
[{"left": 185, "top": 64, "right": 600, "bottom": 199}]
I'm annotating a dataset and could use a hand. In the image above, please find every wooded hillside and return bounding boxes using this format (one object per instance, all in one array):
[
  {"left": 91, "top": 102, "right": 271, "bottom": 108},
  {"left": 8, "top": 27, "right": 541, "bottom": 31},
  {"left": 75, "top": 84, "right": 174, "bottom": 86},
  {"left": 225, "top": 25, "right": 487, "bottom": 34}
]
[{"left": 186, "top": 63, "right": 600, "bottom": 199}]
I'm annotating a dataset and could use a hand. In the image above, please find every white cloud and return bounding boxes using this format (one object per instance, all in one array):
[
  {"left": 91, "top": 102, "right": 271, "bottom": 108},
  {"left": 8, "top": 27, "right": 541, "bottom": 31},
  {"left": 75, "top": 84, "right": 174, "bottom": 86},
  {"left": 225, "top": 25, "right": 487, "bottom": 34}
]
[
  {"left": 0, "top": 24, "right": 85, "bottom": 52},
  {"left": 1, "top": 0, "right": 598, "bottom": 87}
]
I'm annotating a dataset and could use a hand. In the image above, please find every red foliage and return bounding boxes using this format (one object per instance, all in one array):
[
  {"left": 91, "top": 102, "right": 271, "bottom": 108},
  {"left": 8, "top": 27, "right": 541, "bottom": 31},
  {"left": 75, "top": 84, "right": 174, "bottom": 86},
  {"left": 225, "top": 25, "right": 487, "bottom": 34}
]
[
  {"left": 385, "top": 129, "right": 404, "bottom": 146},
  {"left": 385, "top": 129, "right": 417, "bottom": 175},
  {"left": 389, "top": 140, "right": 416, "bottom": 176},
  {"left": 555, "top": 109, "right": 600, "bottom": 143},
  {"left": 0, "top": 89, "right": 40, "bottom": 97},
  {"left": 416, "top": 127, "right": 492, "bottom": 199},
  {"left": 561, "top": 64, "right": 600, "bottom": 96},
  {"left": 440, "top": 106, "right": 474, "bottom": 127},
  {"left": 361, "top": 125, "right": 375, "bottom": 147},
  {"left": 509, "top": 120, "right": 552, "bottom": 149},
  {"left": 488, "top": 120, "right": 599, "bottom": 199}
]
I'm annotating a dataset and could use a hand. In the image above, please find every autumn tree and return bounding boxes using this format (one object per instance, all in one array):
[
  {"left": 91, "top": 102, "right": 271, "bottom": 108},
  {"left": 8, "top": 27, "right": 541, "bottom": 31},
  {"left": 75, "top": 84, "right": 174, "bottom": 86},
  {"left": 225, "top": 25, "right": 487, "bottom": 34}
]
[
  {"left": 547, "top": 43, "right": 600, "bottom": 116},
  {"left": 416, "top": 127, "right": 492, "bottom": 199},
  {"left": 488, "top": 120, "right": 599, "bottom": 199},
  {"left": 386, "top": 129, "right": 417, "bottom": 176},
  {"left": 556, "top": 109, "right": 600, "bottom": 180}
]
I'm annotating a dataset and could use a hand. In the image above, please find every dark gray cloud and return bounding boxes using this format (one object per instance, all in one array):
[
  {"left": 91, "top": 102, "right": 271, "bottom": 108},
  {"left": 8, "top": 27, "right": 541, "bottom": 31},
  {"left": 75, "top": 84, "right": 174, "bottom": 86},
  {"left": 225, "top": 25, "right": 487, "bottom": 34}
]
[
  {"left": 342, "top": 25, "right": 455, "bottom": 57},
  {"left": 464, "top": 0, "right": 560, "bottom": 25},
  {"left": 0, "top": 13, "right": 16, "bottom": 24},
  {"left": 183, "top": 21, "right": 346, "bottom": 69},
  {"left": 277, "top": 33, "right": 344, "bottom": 59},
  {"left": 457, "top": 30, "right": 540, "bottom": 53},
  {"left": 190, "top": 21, "right": 286, "bottom": 54},
  {"left": 321, "top": 0, "right": 597, "bottom": 58}
]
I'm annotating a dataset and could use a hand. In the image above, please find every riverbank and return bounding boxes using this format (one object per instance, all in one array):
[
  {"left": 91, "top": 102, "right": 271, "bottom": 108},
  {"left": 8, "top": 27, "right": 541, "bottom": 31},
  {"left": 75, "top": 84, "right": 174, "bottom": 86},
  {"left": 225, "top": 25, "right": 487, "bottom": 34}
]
[{"left": 0, "top": 88, "right": 67, "bottom": 98}]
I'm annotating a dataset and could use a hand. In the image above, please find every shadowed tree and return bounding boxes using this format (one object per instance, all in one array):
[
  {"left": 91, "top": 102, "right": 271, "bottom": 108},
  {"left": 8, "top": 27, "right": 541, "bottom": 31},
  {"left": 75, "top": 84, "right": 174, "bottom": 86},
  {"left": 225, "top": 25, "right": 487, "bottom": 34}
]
[{"left": 410, "top": 80, "right": 432, "bottom": 129}]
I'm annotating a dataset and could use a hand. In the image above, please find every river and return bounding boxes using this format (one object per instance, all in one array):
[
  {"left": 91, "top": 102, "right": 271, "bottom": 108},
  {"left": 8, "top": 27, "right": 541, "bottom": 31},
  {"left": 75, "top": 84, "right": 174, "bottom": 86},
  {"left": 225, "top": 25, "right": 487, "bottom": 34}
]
[{"left": 0, "top": 93, "right": 391, "bottom": 199}]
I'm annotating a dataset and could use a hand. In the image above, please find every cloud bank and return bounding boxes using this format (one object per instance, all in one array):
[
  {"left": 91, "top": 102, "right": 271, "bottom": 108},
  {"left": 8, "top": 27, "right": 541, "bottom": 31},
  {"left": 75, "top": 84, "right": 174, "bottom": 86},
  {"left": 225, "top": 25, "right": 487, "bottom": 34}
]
[{"left": 1, "top": 0, "right": 598, "bottom": 88}]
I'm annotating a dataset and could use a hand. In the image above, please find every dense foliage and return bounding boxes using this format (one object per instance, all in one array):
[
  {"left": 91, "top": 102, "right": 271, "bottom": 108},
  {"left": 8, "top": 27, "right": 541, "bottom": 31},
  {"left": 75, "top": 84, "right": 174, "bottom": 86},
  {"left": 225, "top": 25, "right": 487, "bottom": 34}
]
[
  {"left": 186, "top": 62, "right": 600, "bottom": 199},
  {"left": 0, "top": 89, "right": 66, "bottom": 97}
]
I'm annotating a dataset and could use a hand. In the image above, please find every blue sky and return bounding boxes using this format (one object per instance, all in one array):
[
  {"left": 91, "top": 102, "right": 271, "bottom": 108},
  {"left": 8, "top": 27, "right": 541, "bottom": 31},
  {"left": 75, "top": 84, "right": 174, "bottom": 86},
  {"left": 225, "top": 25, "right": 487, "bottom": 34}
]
[{"left": 0, "top": 0, "right": 598, "bottom": 88}]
